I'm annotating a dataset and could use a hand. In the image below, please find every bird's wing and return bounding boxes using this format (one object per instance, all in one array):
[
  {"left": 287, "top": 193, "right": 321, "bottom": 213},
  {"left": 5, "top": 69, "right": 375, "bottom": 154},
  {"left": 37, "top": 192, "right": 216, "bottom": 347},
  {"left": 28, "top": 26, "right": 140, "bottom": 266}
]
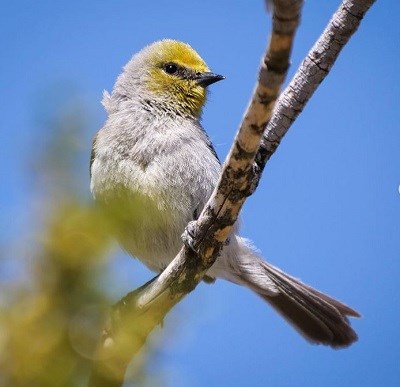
[
  {"left": 89, "top": 132, "right": 98, "bottom": 179},
  {"left": 204, "top": 132, "right": 221, "bottom": 165}
]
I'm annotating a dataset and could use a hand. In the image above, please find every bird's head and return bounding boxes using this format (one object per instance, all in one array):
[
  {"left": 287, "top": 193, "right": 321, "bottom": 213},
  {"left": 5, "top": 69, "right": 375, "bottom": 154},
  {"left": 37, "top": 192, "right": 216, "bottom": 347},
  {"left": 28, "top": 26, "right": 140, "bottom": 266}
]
[{"left": 109, "top": 40, "right": 224, "bottom": 117}]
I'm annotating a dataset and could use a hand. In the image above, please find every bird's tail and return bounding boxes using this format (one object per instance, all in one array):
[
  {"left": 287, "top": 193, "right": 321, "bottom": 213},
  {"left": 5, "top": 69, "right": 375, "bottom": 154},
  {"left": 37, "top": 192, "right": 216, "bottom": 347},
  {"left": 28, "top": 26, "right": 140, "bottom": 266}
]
[{"left": 216, "top": 237, "right": 360, "bottom": 348}]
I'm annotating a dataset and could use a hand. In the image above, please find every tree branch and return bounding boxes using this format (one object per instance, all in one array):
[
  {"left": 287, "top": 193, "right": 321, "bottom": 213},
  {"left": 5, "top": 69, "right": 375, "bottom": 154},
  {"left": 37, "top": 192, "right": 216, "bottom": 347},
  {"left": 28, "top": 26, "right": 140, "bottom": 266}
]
[
  {"left": 256, "top": 0, "right": 376, "bottom": 171},
  {"left": 88, "top": 0, "right": 375, "bottom": 385}
]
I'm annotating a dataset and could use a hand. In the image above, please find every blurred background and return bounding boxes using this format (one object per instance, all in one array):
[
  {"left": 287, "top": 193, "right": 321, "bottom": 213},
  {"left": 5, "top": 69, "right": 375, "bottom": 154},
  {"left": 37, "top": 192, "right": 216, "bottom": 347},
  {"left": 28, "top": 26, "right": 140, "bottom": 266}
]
[{"left": 1, "top": 1, "right": 399, "bottom": 386}]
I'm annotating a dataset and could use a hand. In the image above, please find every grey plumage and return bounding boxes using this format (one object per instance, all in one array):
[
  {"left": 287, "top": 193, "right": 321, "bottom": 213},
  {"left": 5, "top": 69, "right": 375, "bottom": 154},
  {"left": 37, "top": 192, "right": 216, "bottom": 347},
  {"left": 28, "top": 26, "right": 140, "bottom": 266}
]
[{"left": 91, "top": 40, "right": 360, "bottom": 348}]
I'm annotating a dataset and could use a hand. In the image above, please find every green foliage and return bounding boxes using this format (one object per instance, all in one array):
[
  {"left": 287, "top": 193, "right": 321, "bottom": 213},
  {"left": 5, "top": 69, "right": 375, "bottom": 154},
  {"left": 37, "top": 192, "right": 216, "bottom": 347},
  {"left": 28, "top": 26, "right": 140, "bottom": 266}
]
[{"left": 0, "top": 94, "right": 116, "bottom": 386}]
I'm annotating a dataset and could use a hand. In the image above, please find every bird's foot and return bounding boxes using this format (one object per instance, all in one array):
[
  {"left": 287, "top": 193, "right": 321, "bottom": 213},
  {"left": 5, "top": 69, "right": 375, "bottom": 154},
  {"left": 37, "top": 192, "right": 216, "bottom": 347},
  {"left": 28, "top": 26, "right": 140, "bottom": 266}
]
[{"left": 181, "top": 220, "right": 198, "bottom": 253}]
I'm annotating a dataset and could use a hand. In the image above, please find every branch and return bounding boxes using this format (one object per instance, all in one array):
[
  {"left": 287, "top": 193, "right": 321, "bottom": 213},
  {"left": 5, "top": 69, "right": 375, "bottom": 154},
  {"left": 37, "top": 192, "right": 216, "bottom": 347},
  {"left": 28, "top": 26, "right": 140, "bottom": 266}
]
[
  {"left": 256, "top": 0, "right": 376, "bottom": 171},
  {"left": 88, "top": 0, "right": 375, "bottom": 385}
]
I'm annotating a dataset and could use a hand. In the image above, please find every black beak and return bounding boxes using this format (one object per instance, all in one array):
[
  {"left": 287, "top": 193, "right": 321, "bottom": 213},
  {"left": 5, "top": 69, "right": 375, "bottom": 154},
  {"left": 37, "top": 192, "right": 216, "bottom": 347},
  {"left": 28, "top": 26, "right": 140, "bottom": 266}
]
[{"left": 196, "top": 72, "right": 225, "bottom": 87}]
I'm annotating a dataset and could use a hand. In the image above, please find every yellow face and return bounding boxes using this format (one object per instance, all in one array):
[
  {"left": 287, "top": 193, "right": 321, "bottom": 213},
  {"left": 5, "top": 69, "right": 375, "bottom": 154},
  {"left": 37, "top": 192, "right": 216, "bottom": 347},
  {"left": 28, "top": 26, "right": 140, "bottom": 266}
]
[{"left": 145, "top": 40, "right": 211, "bottom": 117}]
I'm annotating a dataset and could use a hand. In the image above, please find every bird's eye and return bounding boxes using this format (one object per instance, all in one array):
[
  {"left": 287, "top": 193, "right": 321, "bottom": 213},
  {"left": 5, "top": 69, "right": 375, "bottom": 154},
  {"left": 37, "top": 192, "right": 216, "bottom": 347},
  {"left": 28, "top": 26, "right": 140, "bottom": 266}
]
[{"left": 164, "top": 63, "right": 178, "bottom": 75}]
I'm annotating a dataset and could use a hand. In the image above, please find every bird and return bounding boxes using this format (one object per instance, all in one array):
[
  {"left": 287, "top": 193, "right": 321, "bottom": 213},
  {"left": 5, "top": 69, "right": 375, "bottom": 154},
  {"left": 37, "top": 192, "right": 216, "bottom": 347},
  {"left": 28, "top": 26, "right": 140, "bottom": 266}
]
[{"left": 90, "top": 39, "right": 360, "bottom": 348}]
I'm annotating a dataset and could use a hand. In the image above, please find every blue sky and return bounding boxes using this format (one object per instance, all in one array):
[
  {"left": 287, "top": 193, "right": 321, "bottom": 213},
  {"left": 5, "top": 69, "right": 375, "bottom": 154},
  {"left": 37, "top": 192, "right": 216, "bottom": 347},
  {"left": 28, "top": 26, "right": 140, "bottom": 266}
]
[{"left": 1, "top": 1, "right": 400, "bottom": 386}]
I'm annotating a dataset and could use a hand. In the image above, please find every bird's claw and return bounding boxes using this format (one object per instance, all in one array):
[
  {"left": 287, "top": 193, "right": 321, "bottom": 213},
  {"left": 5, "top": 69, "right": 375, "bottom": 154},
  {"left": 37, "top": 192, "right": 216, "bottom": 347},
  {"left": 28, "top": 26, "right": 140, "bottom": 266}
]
[{"left": 181, "top": 221, "right": 198, "bottom": 253}]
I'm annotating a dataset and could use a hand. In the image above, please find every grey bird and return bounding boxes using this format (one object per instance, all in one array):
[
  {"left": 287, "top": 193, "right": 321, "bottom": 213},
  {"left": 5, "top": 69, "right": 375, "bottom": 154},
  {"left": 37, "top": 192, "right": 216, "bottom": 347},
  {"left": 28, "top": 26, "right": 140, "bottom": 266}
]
[{"left": 90, "top": 39, "right": 360, "bottom": 348}]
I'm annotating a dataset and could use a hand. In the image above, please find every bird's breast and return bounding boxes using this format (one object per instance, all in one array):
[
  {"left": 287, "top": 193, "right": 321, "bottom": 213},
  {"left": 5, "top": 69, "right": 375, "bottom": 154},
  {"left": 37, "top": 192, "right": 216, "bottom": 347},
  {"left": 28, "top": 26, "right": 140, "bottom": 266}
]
[{"left": 91, "top": 155, "right": 195, "bottom": 270}]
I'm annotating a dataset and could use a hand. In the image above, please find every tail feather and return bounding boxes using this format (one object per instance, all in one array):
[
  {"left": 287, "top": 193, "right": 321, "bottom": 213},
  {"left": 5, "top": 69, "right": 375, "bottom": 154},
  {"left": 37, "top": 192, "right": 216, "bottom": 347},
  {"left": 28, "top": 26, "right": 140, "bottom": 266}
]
[
  {"left": 211, "top": 237, "right": 360, "bottom": 348},
  {"left": 241, "top": 261, "right": 360, "bottom": 348}
]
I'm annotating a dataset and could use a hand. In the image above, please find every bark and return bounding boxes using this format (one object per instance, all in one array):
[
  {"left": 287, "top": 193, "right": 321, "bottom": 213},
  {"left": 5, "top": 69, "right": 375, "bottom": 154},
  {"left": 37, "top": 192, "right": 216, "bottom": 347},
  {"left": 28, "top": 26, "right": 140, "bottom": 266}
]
[{"left": 257, "top": 0, "right": 376, "bottom": 169}]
